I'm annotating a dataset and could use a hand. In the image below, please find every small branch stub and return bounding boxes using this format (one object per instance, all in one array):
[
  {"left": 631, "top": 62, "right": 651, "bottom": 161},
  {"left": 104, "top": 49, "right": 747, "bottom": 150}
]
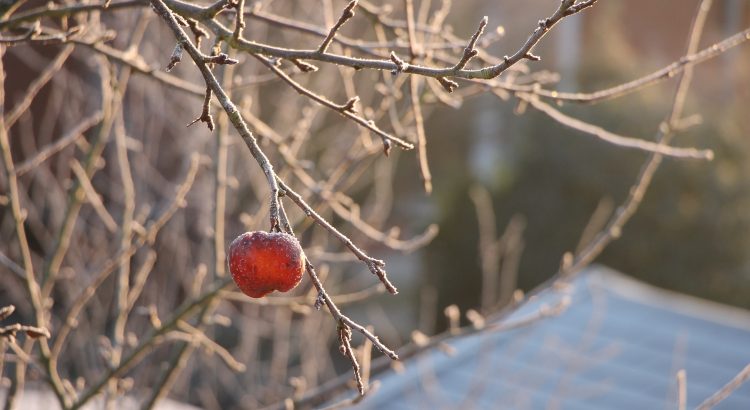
[
  {"left": 382, "top": 139, "right": 392, "bottom": 156},
  {"left": 0, "top": 305, "right": 15, "bottom": 320},
  {"left": 453, "top": 16, "right": 488, "bottom": 71},
  {"left": 187, "top": 19, "right": 210, "bottom": 48},
  {"left": 166, "top": 42, "right": 182, "bottom": 71},
  {"left": 389, "top": 51, "right": 407, "bottom": 74},
  {"left": 314, "top": 292, "right": 325, "bottom": 310},
  {"left": 524, "top": 52, "right": 541, "bottom": 61},
  {"left": 289, "top": 58, "right": 318, "bottom": 72},
  {"left": 0, "top": 306, "right": 51, "bottom": 340},
  {"left": 367, "top": 260, "right": 397, "bottom": 294},
  {"left": 341, "top": 96, "right": 359, "bottom": 113},
  {"left": 565, "top": 0, "right": 599, "bottom": 16},
  {"left": 188, "top": 87, "right": 215, "bottom": 131},
  {"left": 338, "top": 321, "right": 365, "bottom": 395},
  {"left": 204, "top": 53, "right": 239, "bottom": 65},
  {"left": 437, "top": 77, "right": 459, "bottom": 93},
  {"left": 172, "top": 12, "right": 188, "bottom": 27}
]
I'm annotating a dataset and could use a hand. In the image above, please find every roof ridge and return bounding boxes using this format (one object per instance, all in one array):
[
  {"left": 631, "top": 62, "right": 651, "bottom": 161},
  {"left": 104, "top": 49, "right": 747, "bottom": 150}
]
[{"left": 587, "top": 266, "right": 750, "bottom": 330}]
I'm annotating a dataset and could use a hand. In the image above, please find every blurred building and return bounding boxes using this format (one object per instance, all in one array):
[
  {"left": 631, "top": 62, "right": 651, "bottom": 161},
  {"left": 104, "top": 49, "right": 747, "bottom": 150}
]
[{"left": 352, "top": 267, "right": 750, "bottom": 409}]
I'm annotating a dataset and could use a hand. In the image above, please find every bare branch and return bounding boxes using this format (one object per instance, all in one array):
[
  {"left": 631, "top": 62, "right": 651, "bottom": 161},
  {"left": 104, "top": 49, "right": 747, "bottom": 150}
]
[
  {"left": 15, "top": 111, "right": 103, "bottom": 176},
  {"left": 232, "top": 0, "right": 245, "bottom": 40},
  {"left": 151, "top": 0, "right": 282, "bottom": 229},
  {"left": 254, "top": 53, "right": 414, "bottom": 150},
  {"left": 518, "top": 93, "right": 714, "bottom": 159},
  {"left": 506, "top": 26, "right": 750, "bottom": 104},
  {"left": 563, "top": 0, "right": 713, "bottom": 275},
  {"left": 162, "top": 0, "right": 596, "bottom": 80},
  {"left": 409, "top": 76, "right": 432, "bottom": 193},
  {"left": 278, "top": 179, "right": 398, "bottom": 294},
  {"left": 4, "top": 45, "right": 73, "bottom": 129},
  {"left": 337, "top": 322, "right": 364, "bottom": 394},
  {"left": 304, "top": 261, "right": 398, "bottom": 360},
  {"left": 69, "top": 158, "right": 119, "bottom": 233}
]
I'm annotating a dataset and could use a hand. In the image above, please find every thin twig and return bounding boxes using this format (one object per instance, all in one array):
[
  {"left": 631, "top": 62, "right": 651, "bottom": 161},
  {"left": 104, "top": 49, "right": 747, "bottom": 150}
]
[
  {"left": 519, "top": 93, "right": 714, "bottom": 159},
  {"left": 409, "top": 76, "right": 432, "bottom": 193},
  {"left": 516, "top": 26, "right": 750, "bottom": 104},
  {"left": 232, "top": 0, "right": 245, "bottom": 40},
  {"left": 696, "top": 364, "right": 750, "bottom": 410},
  {"left": 151, "top": 0, "right": 282, "bottom": 229},
  {"left": 149, "top": 3, "right": 400, "bottom": 400},
  {"left": 0, "top": 250, "right": 25, "bottom": 280},
  {"left": 563, "top": 0, "right": 713, "bottom": 275},
  {"left": 677, "top": 369, "right": 687, "bottom": 410},
  {"left": 304, "top": 261, "right": 398, "bottom": 360},
  {"left": 402, "top": 0, "right": 431, "bottom": 192},
  {"left": 0, "top": 22, "right": 40, "bottom": 44},
  {"left": 70, "top": 277, "right": 233, "bottom": 410},
  {"left": 452, "top": 16, "right": 488, "bottom": 71},
  {"left": 41, "top": 52, "right": 117, "bottom": 299},
  {"left": 470, "top": 185, "right": 499, "bottom": 311},
  {"left": 403, "top": 0, "right": 418, "bottom": 60},
  {"left": 14, "top": 111, "right": 103, "bottom": 176},
  {"left": 275, "top": 293, "right": 567, "bottom": 410},
  {"left": 336, "top": 321, "right": 364, "bottom": 394},
  {"left": 75, "top": 39, "right": 205, "bottom": 95},
  {"left": 239, "top": 105, "right": 437, "bottom": 251},
  {"left": 141, "top": 302, "right": 216, "bottom": 410},
  {"left": 252, "top": 53, "right": 413, "bottom": 150},
  {"left": 277, "top": 179, "right": 398, "bottom": 294},
  {"left": 69, "top": 158, "right": 119, "bottom": 232},
  {"left": 4, "top": 45, "right": 74, "bottom": 130},
  {"left": 162, "top": 0, "right": 596, "bottom": 80},
  {"left": 0, "top": 46, "right": 69, "bottom": 408},
  {"left": 0, "top": 0, "right": 144, "bottom": 28},
  {"left": 220, "top": 284, "right": 384, "bottom": 306},
  {"left": 318, "top": 0, "right": 358, "bottom": 54},
  {"left": 187, "top": 86, "right": 215, "bottom": 131},
  {"left": 51, "top": 155, "right": 202, "bottom": 363},
  {"left": 4, "top": 0, "right": 602, "bottom": 82}
]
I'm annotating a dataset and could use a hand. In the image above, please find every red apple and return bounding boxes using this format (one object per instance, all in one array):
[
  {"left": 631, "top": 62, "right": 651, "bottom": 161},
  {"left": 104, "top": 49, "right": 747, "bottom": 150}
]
[{"left": 228, "top": 231, "right": 305, "bottom": 298}]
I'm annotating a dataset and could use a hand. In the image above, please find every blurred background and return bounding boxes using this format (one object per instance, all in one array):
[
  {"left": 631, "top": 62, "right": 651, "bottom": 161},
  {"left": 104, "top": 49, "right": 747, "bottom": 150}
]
[
  {"left": 1, "top": 0, "right": 749, "bottom": 408},
  {"left": 406, "top": 0, "right": 750, "bottom": 330}
]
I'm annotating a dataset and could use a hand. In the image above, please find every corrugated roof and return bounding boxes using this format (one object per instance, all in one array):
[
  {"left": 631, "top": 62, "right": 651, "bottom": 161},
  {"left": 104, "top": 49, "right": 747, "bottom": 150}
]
[{"left": 354, "top": 267, "right": 750, "bottom": 409}]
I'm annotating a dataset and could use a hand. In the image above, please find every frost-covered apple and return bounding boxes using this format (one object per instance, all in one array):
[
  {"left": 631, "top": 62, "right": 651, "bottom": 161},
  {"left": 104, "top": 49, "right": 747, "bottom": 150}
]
[{"left": 228, "top": 231, "right": 305, "bottom": 298}]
